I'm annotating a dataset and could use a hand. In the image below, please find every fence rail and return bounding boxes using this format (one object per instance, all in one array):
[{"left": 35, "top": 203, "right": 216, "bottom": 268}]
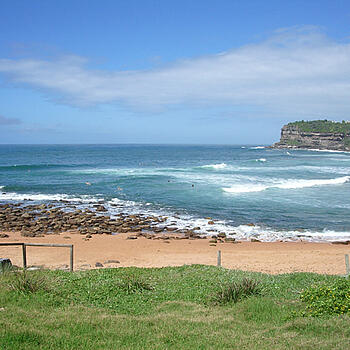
[{"left": 0, "top": 242, "right": 74, "bottom": 271}]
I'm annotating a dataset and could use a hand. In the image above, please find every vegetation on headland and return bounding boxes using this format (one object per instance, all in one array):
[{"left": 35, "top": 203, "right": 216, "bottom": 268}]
[
  {"left": 1, "top": 265, "right": 350, "bottom": 349},
  {"left": 288, "top": 120, "right": 350, "bottom": 134}
]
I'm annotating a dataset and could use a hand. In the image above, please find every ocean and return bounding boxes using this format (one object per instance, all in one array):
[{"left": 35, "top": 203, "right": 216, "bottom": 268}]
[{"left": 1, "top": 144, "right": 350, "bottom": 242}]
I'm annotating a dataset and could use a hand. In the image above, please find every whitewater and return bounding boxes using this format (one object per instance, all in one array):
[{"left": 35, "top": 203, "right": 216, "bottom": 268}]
[{"left": 1, "top": 144, "right": 350, "bottom": 242}]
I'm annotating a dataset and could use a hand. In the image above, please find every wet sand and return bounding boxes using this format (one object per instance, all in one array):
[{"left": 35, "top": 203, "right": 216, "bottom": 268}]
[{"left": 0, "top": 231, "right": 349, "bottom": 275}]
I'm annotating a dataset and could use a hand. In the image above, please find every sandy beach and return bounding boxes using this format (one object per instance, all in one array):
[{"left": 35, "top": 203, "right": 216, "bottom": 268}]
[{"left": 1, "top": 231, "right": 349, "bottom": 275}]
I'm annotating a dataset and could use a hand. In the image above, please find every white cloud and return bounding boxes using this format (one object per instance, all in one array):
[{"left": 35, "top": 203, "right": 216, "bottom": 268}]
[{"left": 0, "top": 26, "right": 350, "bottom": 117}]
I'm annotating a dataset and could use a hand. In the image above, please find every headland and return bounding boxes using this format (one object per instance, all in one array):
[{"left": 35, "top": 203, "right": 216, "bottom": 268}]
[{"left": 272, "top": 120, "right": 350, "bottom": 151}]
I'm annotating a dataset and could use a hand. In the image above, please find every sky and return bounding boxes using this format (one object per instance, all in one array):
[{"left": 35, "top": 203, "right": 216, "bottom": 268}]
[{"left": 1, "top": 0, "right": 350, "bottom": 144}]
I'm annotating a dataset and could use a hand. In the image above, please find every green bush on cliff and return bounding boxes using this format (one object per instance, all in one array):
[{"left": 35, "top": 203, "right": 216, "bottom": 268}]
[{"left": 288, "top": 120, "right": 350, "bottom": 134}]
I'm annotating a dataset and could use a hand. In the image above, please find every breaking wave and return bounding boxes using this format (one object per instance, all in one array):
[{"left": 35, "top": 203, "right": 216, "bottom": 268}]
[
  {"left": 199, "top": 163, "right": 228, "bottom": 170},
  {"left": 223, "top": 176, "right": 350, "bottom": 193},
  {"left": 0, "top": 191, "right": 99, "bottom": 203}
]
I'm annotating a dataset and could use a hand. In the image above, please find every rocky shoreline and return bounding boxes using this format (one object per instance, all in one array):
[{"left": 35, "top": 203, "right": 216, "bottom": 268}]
[
  {"left": 0, "top": 202, "right": 236, "bottom": 244},
  {"left": 1, "top": 201, "right": 349, "bottom": 245}
]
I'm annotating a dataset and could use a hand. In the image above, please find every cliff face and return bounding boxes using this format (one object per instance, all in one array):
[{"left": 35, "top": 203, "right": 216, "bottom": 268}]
[{"left": 272, "top": 124, "right": 350, "bottom": 151}]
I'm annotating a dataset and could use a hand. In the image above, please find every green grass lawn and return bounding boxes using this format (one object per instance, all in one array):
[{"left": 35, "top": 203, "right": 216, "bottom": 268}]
[{"left": 1, "top": 265, "right": 350, "bottom": 349}]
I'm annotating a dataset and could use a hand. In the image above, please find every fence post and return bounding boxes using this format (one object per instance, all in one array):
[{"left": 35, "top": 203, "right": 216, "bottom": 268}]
[
  {"left": 345, "top": 254, "right": 350, "bottom": 277},
  {"left": 22, "top": 244, "right": 27, "bottom": 269},
  {"left": 70, "top": 245, "right": 74, "bottom": 272},
  {"left": 217, "top": 250, "right": 221, "bottom": 267}
]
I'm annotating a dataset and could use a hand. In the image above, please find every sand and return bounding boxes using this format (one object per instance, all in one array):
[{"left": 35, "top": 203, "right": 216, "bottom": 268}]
[{"left": 0, "top": 231, "right": 349, "bottom": 275}]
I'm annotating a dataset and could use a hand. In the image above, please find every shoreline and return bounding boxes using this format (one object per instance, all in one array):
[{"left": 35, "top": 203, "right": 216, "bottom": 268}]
[
  {"left": 1, "top": 200, "right": 350, "bottom": 275},
  {"left": 1, "top": 200, "right": 350, "bottom": 243},
  {"left": 1, "top": 230, "right": 349, "bottom": 275},
  {"left": 270, "top": 145, "right": 350, "bottom": 153}
]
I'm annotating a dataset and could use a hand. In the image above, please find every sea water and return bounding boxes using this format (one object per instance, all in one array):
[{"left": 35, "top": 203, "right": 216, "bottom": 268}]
[{"left": 1, "top": 144, "right": 350, "bottom": 242}]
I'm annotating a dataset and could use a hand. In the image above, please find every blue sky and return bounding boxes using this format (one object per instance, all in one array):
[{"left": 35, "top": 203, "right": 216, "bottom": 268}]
[{"left": 1, "top": 0, "right": 350, "bottom": 144}]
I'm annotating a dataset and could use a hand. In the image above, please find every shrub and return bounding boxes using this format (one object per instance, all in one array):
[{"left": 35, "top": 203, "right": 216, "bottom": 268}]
[
  {"left": 116, "top": 275, "right": 154, "bottom": 294},
  {"left": 300, "top": 278, "right": 350, "bottom": 317},
  {"left": 288, "top": 120, "right": 350, "bottom": 134},
  {"left": 213, "top": 278, "right": 262, "bottom": 304},
  {"left": 0, "top": 270, "right": 49, "bottom": 294}
]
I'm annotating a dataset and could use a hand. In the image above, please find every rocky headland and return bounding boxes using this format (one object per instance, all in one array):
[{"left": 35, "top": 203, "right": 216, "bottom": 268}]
[{"left": 272, "top": 120, "right": 350, "bottom": 151}]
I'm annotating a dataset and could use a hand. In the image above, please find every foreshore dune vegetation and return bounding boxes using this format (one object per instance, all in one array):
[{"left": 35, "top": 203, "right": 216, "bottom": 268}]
[{"left": 1, "top": 265, "right": 350, "bottom": 349}]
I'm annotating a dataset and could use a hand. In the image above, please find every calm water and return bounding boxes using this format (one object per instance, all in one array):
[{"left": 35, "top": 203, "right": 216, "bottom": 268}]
[{"left": 1, "top": 144, "right": 350, "bottom": 241}]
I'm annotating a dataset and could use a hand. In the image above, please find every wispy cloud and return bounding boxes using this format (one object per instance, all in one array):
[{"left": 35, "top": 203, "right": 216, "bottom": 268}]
[
  {"left": 0, "top": 26, "right": 350, "bottom": 116},
  {"left": 0, "top": 115, "right": 21, "bottom": 125}
]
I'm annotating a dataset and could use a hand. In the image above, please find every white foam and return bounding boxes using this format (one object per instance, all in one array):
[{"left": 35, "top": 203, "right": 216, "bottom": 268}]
[
  {"left": 199, "top": 163, "right": 227, "bottom": 170},
  {"left": 223, "top": 176, "right": 350, "bottom": 194},
  {"left": 250, "top": 146, "right": 265, "bottom": 149},
  {"left": 0, "top": 192, "right": 99, "bottom": 203},
  {"left": 256, "top": 158, "right": 266, "bottom": 162},
  {"left": 223, "top": 184, "right": 268, "bottom": 193},
  {"left": 308, "top": 148, "right": 350, "bottom": 154},
  {"left": 276, "top": 176, "right": 350, "bottom": 189},
  {"left": 229, "top": 224, "right": 350, "bottom": 242},
  {"left": 106, "top": 198, "right": 350, "bottom": 242},
  {"left": 0, "top": 186, "right": 4, "bottom": 190}
]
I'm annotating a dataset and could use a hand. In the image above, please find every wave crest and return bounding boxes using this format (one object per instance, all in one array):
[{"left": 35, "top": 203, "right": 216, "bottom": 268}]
[
  {"left": 223, "top": 176, "right": 350, "bottom": 194},
  {"left": 0, "top": 192, "right": 99, "bottom": 203},
  {"left": 199, "top": 163, "right": 227, "bottom": 170}
]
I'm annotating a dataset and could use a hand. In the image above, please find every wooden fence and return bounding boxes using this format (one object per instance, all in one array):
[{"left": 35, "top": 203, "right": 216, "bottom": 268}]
[{"left": 0, "top": 242, "right": 74, "bottom": 271}]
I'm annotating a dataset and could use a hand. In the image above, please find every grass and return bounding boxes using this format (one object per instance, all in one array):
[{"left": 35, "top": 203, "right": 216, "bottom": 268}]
[
  {"left": 0, "top": 270, "right": 51, "bottom": 294},
  {"left": 1, "top": 265, "right": 350, "bottom": 349},
  {"left": 212, "top": 277, "right": 262, "bottom": 304}
]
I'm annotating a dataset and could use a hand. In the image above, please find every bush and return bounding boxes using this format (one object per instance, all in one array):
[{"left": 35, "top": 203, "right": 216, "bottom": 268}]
[
  {"left": 288, "top": 120, "right": 350, "bottom": 134},
  {"left": 300, "top": 278, "right": 350, "bottom": 316},
  {"left": 0, "top": 270, "right": 50, "bottom": 294},
  {"left": 116, "top": 275, "right": 154, "bottom": 294},
  {"left": 213, "top": 278, "right": 262, "bottom": 304}
]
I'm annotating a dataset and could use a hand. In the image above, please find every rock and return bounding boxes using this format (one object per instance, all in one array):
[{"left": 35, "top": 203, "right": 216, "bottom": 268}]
[
  {"left": 251, "top": 238, "right": 261, "bottom": 242},
  {"left": 104, "top": 259, "right": 120, "bottom": 264},
  {"left": 79, "top": 264, "right": 91, "bottom": 269},
  {"left": 246, "top": 223, "right": 255, "bottom": 227},
  {"left": 21, "top": 231, "right": 37, "bottom": 237},
  {"left": 165, "top": 226, "right": 178, "bottom": 231},
  {"left": 208, "top": 221, "right": 215, "bottom": 225},
  {"left": 224, "top": 237, "right": 236, "bottom": 243},
  {"left": 0, "top": 234, "right": 9, "bottom": 238},
  {"left": 331, "top": 241, "right": 350, "bottom": 245},
  {"left": 217, "top": 232, "right": 226, "bottom": 238},
  {"left": 271, "top": 120, "right": 350, "bottom": 151},
  {"left": 27, "top": 265, "right": 44, "bottom": 271},
  {"left": 126, "top": 235, "right": 138, "bottom": 240},
  {"left": 0, "top": 258, "right": 12, "bottom": 271},
  {"left": 95, "top": 262, "right": 103, "bottom": 267}
]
